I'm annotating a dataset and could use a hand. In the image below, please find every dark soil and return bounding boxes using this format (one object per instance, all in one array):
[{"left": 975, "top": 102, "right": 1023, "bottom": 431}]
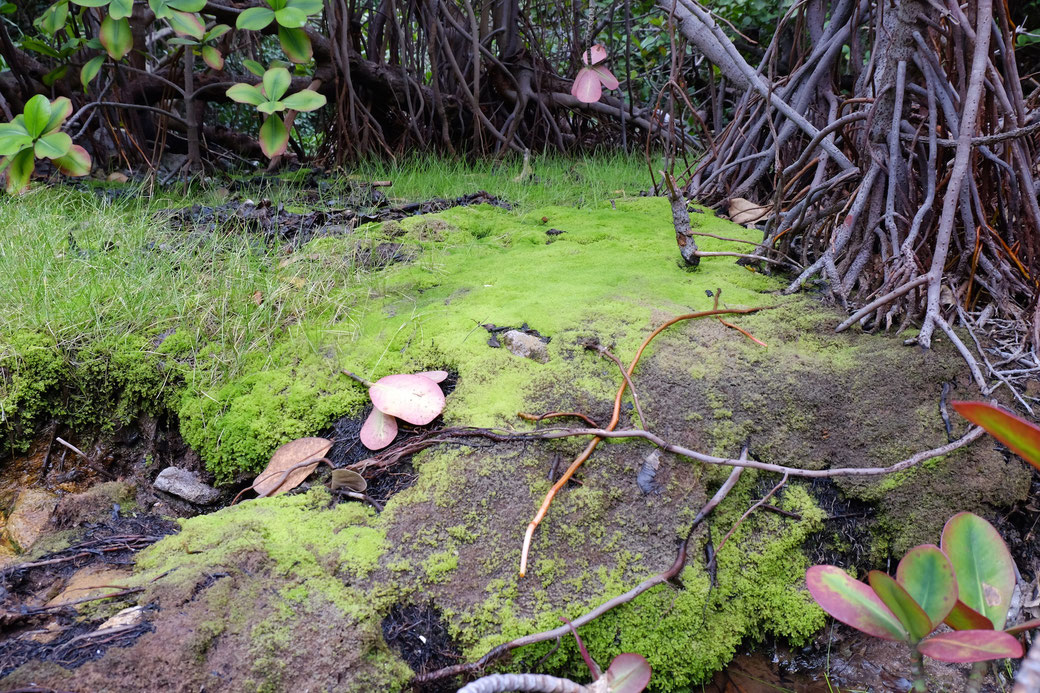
[
  {"left": 381, "top": 601, "right": 462, "bottom": 692},
  {"left": 803, "top": 479, "right": 879, "bottom": 569}
]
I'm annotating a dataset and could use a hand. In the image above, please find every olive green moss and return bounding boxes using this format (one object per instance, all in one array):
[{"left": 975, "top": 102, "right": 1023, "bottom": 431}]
[{"left": 0, "top": 332, "right": 66, "bottom": 452}]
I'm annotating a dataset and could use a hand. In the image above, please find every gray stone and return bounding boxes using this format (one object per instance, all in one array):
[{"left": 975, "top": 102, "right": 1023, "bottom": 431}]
[
  {"left": 153, "top": 467, "right": 220, "bottom": 505},
  {"left": 501, "top": 330, "right": 550, "bottom": 363}
]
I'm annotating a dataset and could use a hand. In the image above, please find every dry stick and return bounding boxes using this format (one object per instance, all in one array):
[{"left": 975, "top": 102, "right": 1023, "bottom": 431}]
[
  {"left": 713, "top": 472, "right": 788, "bottom": 557},
  {"left": 415, "top": 463, "right": 744, "bottom": 685},
  {"left": 518, "top": 307, "right": 767, "bottom": 576},
  {"left": 916, "top": 0, "right": 993, "bottom": 349},
  {"left": 54, "top": 437, "right": 115, "bottom": 479},
  {"left": 230, "top": 458, "right": 334, "bottom": 505},
  {"left": 587, "top": 343, "right": 647, "bottom": 429},
  {"left": 518, "top": 412, "right": 601, "bottom": 428},
  {"left": 835, "top": 274, "right": 931, "bottom": 332}
]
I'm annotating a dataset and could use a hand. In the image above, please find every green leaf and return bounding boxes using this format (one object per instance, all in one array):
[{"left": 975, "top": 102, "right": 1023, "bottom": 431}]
[
  {"left": 99, "top": 15, "right": 133, "bottom": 60},
  {"left": 867, "top": 571, "right": 933, "bottom": 642},
  {"left": 279, "top": 89, "right": 326, "bottom": 112},
  {"left": 262, "top": 67, "right": 291, "bottom": 102},
  {"left": 0, "top": 131, "right": 33, "bottom": 157},
  {"left": 36, "top": 1, "right": 69, "bottom": 36},
  {"left": 20, "top": 38, "right": 61, "bottom": 59},
  {"left": 242, "top": 59, "right": 265, "bottom": 77},
  {"left": 0, "top": 2, "right": 16, "bottom": 14},
  {"left": 277, "top": 24, "right": 312, "bottom": 63},
  {"left": 806, "top": 565, "right": 909, "bottom": 642},
  {"left": 941, "top": 512, "right": 1016, "bottom": 630},
  {"left": 258, "top": 114, "right": 289, "bottom": 159},
  {"left": 167, "top": 10, "right": 205, "bottom": 39},
  {"left": 204, "top": 23, "right": 232, "bottom": 41},
  {"left": 81, "top": 54, "right": 106, "bottom": 90},
  {"left": 285, "top": 0, "right": 323, "bottom": 13},
  {"left": 273, "top": 6, "right": 307, "bottom": 27},
  {"left": 53, "top": 144, "right": 92, "bottom": 177},
  {"left": 42, "top": 64, "right": 69, "bottom": 87},
  {"left": 201, "top": 45, "right": 224, "bottom": 70},
  {"left": 148, "top": 0, "right": 171, "bottom": 17},
  {"left": 952, "top": 401, "right": 1040, "bottom": 470},
  {"left": 226, "top": 83, "right": 266, "bottom": 106},
  {"left": 22, "top": 95, "right": 53, "bottom": 139},
  {"left": 34, "top": 131, "right": 72, "bottom": 160},
  {"left": 918, "top": 630, "right": 1023, "bottom": 663},
  {"left": 236, "top": 6, "right": 275, "bottom": 30},
  {"left": 43, "top": 97, "right": 74, "bottom": 134},
  {"left": 109, "top": 0, "right": 133, "bottom": 20},
  {"left": 70, "top": 0, "right": 109, "bottom": 7},
  {"left": 268, "top": 0, "right": 287, "bottom": 9},
  {"left": 5, "top": 148, "right": 35, "bottom": 194},
  {"left": 169, "top": 0, "right": 206, "bottom": 10},
  {"left": 895, "top": 544, "right": 957, "bottom": 630},
  {"left": 257, "top": 101, "right": 286, "bottom": 115},
  {"left": 167, "top": 37, "right": 198, "bottom": 45}
]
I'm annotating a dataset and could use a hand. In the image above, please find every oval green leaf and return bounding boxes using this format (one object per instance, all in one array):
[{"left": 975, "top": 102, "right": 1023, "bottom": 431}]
[
  {"left": 34, "top": 131, "right": 72, "bottom": 160},
  {"left": 70, "top": 0, "right": 109, "bottom": 7},
  {"left": 279, "top": 89, "right": 326, "bottom": 112},
  {"left": 236, "top": 6, "right": 275, "bottom": 30},
  {"left": 868, "top": 571, "right": 933, "bottom": 642},
  {"left": 168, "top": 10, "right": 205, "bottom": 39},
  {"left": 895, "top": 544, "right": 957, "bottom": 629},
  {"left": 941, "top": 512, "right": 1015, "bottom": 629},
  {"left": 917, "top": 630, "right": 1023, "bottom": 663},
  {"left": 274, "top": 6, "right": 307, "bottom": 28},
  {"left": 43, "top": 97, "right": 73, "bottom": 134},
  {"left": 36, "top": 1, "right": 69, "bottom": 36},
  {"left": 257, "top": 101, "right": 286, "bottom": 115},
  {"left": 22, "top": 94, "right": 52, "bottom": 139},
  {"left": 0, "top": 133, "right": 32, "bottom": 157},
  {"left": 285, "top": 0, "right": 323, "bottom": 13},
  {"left": 243, "top": 59, "right": 266, "bottom": 77},
  {"left": 226, "top": 83, "right": 266, "bottom": 106},
  {"left": 258, "top": 114, "right": 289, "bottom": 158},
  {"left": 952, "top": 401, "right": 1040, "bottom": 470},
  {"left": 81, "top": 54, "right": 105, "bottom": 90},
  {"left": 169, "top": 0, "right": 206, "bottom": 10},
  {"left": 108, "top": 0, "right": 133, "bottom": 20},
  {"left": 204, "top": 23, "right": 232, "bottom": 41},
  {"left": 806, "top": 565, "right": 909, "bottom": 642},
  {"left": 277, "top": 24, "right": 312, "bottom": 63},
  {"left": 5, "top": 148, "right": 36, "bottom": 194},
  {"left": 262, "top": 67, "right": 292, "bottom": 103},
  {"left": 99, "top": 15, "right": 133, "bottom": 60}
]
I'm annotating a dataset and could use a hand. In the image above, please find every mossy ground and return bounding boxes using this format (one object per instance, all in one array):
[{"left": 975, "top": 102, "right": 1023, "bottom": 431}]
[{"left": 1, "top": 157, "right": 1030, "bottom": 690}]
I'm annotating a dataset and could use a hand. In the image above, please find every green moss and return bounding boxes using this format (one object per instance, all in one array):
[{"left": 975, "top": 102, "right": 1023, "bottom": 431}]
[
  {"left": 423, "top": 549, "right": 459, "bottom": 583},
  {"left": 0, "top": 331, "right": 66, "bottom": 452}
]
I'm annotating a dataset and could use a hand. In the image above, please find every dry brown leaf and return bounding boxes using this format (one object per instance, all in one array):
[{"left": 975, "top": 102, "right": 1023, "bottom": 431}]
[
  {"left": 252, "top": 290, "right": 263, "bottom": 306},
  {"left": 330, "top": 469, "right": 367, "bottom": 493},
  {"left": 728, "top": 197, "right": 771, "bottom": 226},
  {"left": 253, "top": 437, "right": 333, "bottom": 497}
]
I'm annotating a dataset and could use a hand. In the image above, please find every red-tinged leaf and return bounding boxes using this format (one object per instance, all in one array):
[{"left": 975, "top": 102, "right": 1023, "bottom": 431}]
[
  {"left": 226, "top": 83, "right": 266, "bottom": 106},
  {"left": 360, "top": 407, "right": 398, "bottom": 450},
  {"left": 278, "top": 24, "right": 312, "bottom": 63},
  {"left": 868, "top": 571, "right": 933, "bottom": 642},
  {"left": 414, "top": 370, "right": 448, "bottom": 383},
  {"left": 201, "top": 45, "right": 224, "bottom": 71},
  {"left": 253, "top": 437, "right": 332, "bottom": 497},
  {"left": 1006, "top": 618, "right": 1040, "bottom": 636},
  {"left": 571, "top": 68, "right": 602, "bottom": 103},
  {"left": 604, "top": 653, "right": 651, "bottom": 693},
  {"left": 945, "top": 600, "right": 994, "bottom": 631},
  {"left": 896, "top": 544, "right": 957, "bottom": 629},
  {"left": 583, "top": 43, "right": 607, "bottom": 65},
  {"left": 53, "top": 144, "right": 91, "bottom": 177},
  {"left": 168, "top": 10, "right": 205, "bottom": 39},
  {"left": 941, "top": 512, "right": 1015, "bottom": 629},
  {"left": 806, "top": 565, "right": 909, "bottom": 642},
  {"left": 99, "top": 15, "right": 133, "bottom": 60},
  {"left": 917, "top": 630, "right": 1023, "bottom": 663},
  {"left": 368, "top": 374, "right": 445, "bottom": 426},
  {"left": 952, "top": 401, "right": 1040, "bottom": 470},
  {"left": 4, "top": 148, "right": 35, "bottom": 194},
  {"left": 45, "top": 97, "right": 73, "bottom": 132},
  {"left": 258, "top": 114, "right": 289, "bottom": 158},
  {"left": 592, "top": 64, "right": 619, "bottom": 90}
]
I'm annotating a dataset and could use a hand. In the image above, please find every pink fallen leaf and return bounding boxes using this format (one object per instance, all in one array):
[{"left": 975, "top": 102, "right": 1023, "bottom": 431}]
[
  {"left": 592, "top": 64, "right": 619, "bottom": 90},
  {"left": 584, "top": 43, "right": 607, "bottom": 65},
  {"left": 369, "top": 373, "right": 445, "bottom": 426},
  {"left": 604, "top": 652, "right": 651, "bottom": 693},
  {"left": 414, "top": 370, "right": 449, "bottom": 383},
  {"left": 360, "top": 406, "right": 398, "bottom": 450},
  {"left": 572, "top": 68, "right": 604, "bottom": 103}
]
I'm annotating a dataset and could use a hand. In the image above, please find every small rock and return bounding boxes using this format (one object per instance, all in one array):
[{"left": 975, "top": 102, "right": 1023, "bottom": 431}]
[
  {"left": 153, "top": 467, "right": 220, "bottom": 505},
  {"left": 501, "top": 330, "right": 550, "bottom": 363},
  {"left": 98, "top": 605, "right": 146, "bottom": 631},
  {"left": 5, "top": 489, "right": 59, "bottom": 552}
]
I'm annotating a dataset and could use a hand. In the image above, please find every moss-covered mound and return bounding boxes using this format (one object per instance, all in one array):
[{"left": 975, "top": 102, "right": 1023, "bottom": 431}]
[{"left": 1, "top": 190, "right": 1030, "bottom": 691}]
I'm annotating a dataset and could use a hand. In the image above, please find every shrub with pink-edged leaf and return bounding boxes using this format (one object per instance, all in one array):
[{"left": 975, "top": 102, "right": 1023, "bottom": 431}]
[{"left": 571, "top": 43, "right": 619, "bottom": 104}]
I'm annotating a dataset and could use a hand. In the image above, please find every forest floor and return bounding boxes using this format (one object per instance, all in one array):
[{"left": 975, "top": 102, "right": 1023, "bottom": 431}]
[{"left": 0, "top": 155, "right": 1037, "bottom": 692}]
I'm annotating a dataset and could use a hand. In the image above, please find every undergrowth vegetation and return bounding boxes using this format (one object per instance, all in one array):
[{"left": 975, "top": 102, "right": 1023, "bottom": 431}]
[{"left": 0, "top": 154, "right": 649, "bottom": 462}]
